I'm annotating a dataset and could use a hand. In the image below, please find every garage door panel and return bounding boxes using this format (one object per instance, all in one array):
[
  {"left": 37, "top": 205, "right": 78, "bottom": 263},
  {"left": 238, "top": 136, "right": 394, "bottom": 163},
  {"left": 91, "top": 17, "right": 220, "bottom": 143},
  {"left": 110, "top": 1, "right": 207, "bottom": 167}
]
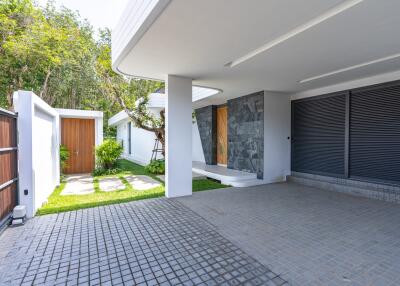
[
  {"left": 350, "top": 84, "right": 400, "bottom": 183},
  {"left": 292, "top": 93, "right": 346, "bottom": 177}
]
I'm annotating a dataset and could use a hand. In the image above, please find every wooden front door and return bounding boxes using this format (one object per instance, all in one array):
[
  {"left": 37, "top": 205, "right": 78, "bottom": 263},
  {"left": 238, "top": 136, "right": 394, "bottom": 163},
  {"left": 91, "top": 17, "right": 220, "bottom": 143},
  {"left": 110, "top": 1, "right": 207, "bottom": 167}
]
[
  {"left": 216, "top": 106, "right": 228, "bottom": 165},
  {"left": 61, "top": 118, "right": 95, "bottom": 174}
]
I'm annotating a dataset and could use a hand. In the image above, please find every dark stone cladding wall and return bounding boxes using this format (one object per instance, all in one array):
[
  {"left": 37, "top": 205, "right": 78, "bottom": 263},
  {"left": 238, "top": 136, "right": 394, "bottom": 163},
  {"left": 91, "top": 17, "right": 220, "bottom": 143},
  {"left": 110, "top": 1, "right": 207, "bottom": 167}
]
[
  {"left": 228, "top": 91, "right": 264, "bottom": 179},
  {"left": 194, "top": 106, "right": 217, "bottom": 165}
]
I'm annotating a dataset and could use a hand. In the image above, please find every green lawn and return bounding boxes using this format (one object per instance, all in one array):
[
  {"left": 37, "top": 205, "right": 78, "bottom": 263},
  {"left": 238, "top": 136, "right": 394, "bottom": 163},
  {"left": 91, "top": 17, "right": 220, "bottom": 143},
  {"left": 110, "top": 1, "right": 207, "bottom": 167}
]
[{"left": 37, "top": 159, "right": 228, "bottom": 215}]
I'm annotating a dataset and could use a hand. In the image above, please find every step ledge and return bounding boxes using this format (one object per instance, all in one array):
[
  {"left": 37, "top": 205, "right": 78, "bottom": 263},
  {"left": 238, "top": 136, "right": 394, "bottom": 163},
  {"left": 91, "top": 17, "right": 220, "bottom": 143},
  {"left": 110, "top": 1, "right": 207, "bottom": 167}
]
[
  {"left": 288, "top": 175, "right": 400, "bottom": 204},
  {"left": 192, "top": 167, "right": 257, "bottom": 182}
]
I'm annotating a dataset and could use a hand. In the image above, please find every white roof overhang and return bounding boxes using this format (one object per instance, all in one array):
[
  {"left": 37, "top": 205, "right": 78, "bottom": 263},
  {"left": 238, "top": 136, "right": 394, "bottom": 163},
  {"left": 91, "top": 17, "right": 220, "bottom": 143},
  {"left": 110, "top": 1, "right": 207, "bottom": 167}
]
[{"left": 112, "top": 0, "right": 400, "bottom": 107}]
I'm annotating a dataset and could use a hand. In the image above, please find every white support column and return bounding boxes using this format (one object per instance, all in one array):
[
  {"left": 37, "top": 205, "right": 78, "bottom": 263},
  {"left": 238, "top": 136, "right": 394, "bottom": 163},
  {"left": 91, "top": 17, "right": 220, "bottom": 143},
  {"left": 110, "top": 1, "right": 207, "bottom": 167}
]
[
  {"left": 165, "top": 75, "right": 192, "bottom": 197},
  {"left": 263, "top": 91, "right": 291, "bottom": 183}
]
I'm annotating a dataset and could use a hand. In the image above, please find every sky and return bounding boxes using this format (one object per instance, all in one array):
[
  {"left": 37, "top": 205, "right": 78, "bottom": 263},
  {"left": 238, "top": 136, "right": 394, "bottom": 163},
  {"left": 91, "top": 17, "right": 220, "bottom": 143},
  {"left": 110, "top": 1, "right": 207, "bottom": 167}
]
[{"left": 36, "top": 0, "right": 129, "bottom": 30}]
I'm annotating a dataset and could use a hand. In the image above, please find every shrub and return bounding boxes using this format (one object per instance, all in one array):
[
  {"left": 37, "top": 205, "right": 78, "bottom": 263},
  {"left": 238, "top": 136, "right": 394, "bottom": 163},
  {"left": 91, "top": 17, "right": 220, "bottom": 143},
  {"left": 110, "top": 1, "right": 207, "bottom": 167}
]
[
  {"left": 95, "top": 139, "right": 123, "bottom": 169},
  {"left": 60, "top": 145, "right": 69, "bottom": 173},
  {"left": 145, "top": 159, "right": 165, "bottom": 174},
  {"left": 92, "top": 167, "right": 121, "bottom": 177}
]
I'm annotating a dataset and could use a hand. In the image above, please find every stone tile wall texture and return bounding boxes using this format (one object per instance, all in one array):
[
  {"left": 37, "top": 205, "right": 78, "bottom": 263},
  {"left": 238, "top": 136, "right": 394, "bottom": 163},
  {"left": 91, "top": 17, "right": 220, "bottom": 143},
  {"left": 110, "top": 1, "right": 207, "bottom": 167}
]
[
  {"left": 195, "top": 106, "right": 217, "bottom": 165},
  {"left": 228, "top": 91, "right": 264, "bottom": 179}
]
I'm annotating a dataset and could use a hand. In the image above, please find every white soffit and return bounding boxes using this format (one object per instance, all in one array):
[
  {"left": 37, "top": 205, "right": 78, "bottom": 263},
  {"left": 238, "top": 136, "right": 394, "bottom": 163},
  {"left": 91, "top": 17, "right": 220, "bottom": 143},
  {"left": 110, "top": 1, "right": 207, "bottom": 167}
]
[
  {"left": 226, "top": 0, "right": 364, "bottom": 68},
  {"left": 113, "top": 0, "right": 400, "bottom": 105}
]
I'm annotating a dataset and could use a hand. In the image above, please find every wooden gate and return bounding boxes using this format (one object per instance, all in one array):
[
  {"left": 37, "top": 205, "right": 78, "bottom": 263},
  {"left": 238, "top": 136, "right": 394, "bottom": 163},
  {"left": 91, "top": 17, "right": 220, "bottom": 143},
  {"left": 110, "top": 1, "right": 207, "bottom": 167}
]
[
  {"left": 0, "top": 108, "right": 18, "bottom": 227},
  {"left": 61, "top": 118, "right": 95, "bottom": 174}
]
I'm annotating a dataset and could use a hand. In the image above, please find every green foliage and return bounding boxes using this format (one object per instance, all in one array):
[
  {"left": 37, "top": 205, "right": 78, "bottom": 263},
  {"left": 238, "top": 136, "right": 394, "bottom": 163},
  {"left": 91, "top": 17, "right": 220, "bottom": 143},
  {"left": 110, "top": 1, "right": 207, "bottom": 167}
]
[
  {"left": 0, "top": 0, "right": 162, "bottom": 144},
  {"left": 37, "top": 159, "right": 227, "bottom": 215},
  {"left": 60, "top": 144, "right": 69, "bottom": 171},
  {"left": 95, "top": 139, "right": 123, "bottom": 169},
  {"left": 145, "top": 159, "right": 165, "bottom": 174},
  {"left": 92, "top": 167, "right": 121, "bottom": 177},
  {"left": 0, "top": 0, "right": 120, "bottom": 129}
]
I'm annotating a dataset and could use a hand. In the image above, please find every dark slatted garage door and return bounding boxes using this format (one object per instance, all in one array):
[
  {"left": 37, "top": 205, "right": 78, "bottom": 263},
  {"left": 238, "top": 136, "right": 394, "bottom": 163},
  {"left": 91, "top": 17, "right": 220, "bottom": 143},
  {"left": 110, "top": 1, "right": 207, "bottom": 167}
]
[
  {"left": 291, "top": 93, "right": 346, "bottom": 177},
  {"left": 350, "top": 83, "right": 400, "bottom": 184}
]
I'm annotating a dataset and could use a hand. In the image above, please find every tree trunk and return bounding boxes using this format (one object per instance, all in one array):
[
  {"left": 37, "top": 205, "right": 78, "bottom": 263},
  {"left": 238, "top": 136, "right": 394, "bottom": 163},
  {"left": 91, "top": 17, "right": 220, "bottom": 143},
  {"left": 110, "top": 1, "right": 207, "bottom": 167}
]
[
  {"left": 40, "top": 69, "right": 52, "bottom": 101},
  {"left": 112, "top": 87, "right": 166, "bottom": 157}
]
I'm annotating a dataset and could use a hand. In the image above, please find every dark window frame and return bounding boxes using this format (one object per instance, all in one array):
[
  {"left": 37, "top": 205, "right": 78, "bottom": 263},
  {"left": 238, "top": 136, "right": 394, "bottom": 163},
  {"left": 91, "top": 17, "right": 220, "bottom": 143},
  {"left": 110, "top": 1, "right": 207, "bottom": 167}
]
[{"left": 128, "top": 122, "right": 132, "bottom": 155}]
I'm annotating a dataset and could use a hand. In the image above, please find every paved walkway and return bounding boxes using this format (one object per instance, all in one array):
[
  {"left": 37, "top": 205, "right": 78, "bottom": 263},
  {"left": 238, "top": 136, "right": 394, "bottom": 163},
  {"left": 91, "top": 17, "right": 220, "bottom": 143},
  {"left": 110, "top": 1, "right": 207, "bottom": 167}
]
[
  {"left": 61, "top": 174, "right": 94, "bottom": 195},
  {"left": 124, "top": 175, "right": 161, "bottom": 191},
  {"left": 61, "top": 174, "right": 162, "bottom": 195},
  {"left": 177, "top": 183, "right": 400, "bottom": 286},
  {"left": 0, "top": 199, "right": 285, "bottom": 286},
  {"left": 99, "top": 177, "right": 125, "bottom": 192}
]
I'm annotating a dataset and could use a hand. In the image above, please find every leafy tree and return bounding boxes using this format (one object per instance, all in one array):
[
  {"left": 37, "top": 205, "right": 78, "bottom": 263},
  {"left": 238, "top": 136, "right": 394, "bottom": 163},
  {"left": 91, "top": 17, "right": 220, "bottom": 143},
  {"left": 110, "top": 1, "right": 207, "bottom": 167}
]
[
  {"left": 96, "top": 30, "right": 166, "bottom": 155},
  {"left": 0, "top": 0, "right": 162, "bottom": 144}
]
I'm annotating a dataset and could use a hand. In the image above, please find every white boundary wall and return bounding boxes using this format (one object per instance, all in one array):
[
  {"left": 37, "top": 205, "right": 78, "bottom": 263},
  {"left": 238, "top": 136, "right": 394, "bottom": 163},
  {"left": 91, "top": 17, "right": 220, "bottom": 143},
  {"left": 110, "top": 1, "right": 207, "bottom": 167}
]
[{"left": 14, "top": 91, "right": 60, "bottom": 218}]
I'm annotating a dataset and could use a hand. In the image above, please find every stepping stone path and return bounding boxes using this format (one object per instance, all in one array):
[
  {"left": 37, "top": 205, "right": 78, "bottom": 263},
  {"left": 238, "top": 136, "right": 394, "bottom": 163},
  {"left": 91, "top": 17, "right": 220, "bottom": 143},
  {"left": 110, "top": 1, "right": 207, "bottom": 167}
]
[
  {"left": 99, "top": 177, "right": 125, "bottom": 192},
  {"left": 124, "top": 175, "right": 161, "bottom": 191},
  {"left": 157, "top": 172, "right": 206, "bottom": 182},
  {"left": 61, "top": 174, "right": 94, "bottom": 195}
]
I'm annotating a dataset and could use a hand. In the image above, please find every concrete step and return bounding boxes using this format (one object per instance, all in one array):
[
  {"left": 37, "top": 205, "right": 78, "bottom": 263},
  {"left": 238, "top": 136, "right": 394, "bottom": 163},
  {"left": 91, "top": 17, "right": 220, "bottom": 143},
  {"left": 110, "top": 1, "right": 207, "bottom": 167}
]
[
  {"left": 229, "top": 178, "right": 266, "bottom": 187},
  {"left": 192, "top": 162, "right": 257, "bottom": 183}
]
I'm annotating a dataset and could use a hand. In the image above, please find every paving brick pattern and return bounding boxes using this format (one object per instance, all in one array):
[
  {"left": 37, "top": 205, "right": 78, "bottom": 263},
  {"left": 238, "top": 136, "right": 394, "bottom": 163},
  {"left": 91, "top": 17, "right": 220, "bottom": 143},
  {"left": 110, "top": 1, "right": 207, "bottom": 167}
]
[
  {"left": 0, "top": 199, "right": 286, "bottom": 286},
  {"left": 177, "top": 183, "right": 400, "bottom": 286}
]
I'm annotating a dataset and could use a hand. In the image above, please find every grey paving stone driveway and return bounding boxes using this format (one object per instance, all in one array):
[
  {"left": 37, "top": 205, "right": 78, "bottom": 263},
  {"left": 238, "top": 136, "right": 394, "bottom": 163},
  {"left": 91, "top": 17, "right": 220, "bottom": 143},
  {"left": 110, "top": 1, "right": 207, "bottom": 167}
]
[
  {"left": 177, "top": 182, "right": 400, "bottom": 286},
  {"left": 0, "top": 199, "right": 286, "bottom": 286}
]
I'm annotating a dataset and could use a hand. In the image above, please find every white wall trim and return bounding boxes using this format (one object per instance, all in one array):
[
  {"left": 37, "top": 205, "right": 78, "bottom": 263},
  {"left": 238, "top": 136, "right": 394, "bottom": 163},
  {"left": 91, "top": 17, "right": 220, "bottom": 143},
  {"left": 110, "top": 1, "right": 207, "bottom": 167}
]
[{"left": 56, "top": 108, "right": 103, "bottom": 119}]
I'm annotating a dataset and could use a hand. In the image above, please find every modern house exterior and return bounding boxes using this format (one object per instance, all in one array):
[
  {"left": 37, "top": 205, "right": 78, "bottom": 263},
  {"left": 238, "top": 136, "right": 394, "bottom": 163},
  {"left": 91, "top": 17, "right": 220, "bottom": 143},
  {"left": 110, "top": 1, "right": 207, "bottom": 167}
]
[
  {"left": 112, "top": 0, "right": 400, "bottom": 200},
  {"left": 109, "top": 91, "right": 209, "bottom": 166}
]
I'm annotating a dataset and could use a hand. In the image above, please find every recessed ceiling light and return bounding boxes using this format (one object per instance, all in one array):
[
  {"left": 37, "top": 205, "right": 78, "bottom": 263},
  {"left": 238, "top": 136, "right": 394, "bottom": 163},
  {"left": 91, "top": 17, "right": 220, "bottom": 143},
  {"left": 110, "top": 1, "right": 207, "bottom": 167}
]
[
  {"left": 226, "top": 0, "right": 364, "bottom": 68},
  {"left": 299, "top": 53, "right": 400, "bottom": 83}
]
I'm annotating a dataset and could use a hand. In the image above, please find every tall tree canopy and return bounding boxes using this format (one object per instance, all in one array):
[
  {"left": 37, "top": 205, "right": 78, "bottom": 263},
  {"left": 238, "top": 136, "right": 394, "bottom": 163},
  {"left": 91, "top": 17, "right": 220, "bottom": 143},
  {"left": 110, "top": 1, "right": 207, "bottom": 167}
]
[{"left": 0, "top": 0, "right": 164, "bottom": 142}]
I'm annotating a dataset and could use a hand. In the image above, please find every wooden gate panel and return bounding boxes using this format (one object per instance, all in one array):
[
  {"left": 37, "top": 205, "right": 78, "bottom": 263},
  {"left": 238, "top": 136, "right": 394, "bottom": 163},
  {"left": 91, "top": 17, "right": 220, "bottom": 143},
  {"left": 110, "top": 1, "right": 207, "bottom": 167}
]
[
  {"left": 0, "top": 109, "right": 18, "bottom": 226},
  {"left": 61, "top": 118, "right": 95, "bottom": 174}
]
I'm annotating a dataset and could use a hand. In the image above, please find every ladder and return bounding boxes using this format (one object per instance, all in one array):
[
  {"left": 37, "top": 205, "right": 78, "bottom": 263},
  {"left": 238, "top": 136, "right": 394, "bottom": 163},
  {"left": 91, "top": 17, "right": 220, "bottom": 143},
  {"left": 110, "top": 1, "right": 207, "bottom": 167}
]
[{"left": 151, "top": 138, "right": 163, "bottom": 161}]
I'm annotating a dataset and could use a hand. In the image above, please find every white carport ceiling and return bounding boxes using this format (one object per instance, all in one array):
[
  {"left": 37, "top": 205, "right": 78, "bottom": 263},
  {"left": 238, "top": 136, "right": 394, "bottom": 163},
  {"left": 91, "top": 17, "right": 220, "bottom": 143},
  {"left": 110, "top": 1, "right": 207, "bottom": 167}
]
[{"left": 115, "top": 0, "right": 400, "bottom": 106}]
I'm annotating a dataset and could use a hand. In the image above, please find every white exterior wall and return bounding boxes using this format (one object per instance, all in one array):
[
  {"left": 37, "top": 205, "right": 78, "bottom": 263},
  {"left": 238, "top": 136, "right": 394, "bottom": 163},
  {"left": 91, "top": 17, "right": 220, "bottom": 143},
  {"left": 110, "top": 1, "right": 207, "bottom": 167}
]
[
  {"left": 114, "top": 109, "right": 164, "bottom": 166},
  {"left": 263, "top": 91, "right": 291, "bottom": 183},
  {"left": 33, "top": 108, "right": 58, "bottom": 212},
  {"left": 116, "top": 122, "right": 127, "bottom": 151},
  {"left": 192, "top": 121, "right": 205, "bottom": 163},
  {"left": 114, "top": 117, "right": 204, "bottom": 166},
  {"left": 14, "top": 91, "right": 60, "bottom": 218},
  {"left": 130, "top": 127, "right": 159, "bottom": 165}
]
